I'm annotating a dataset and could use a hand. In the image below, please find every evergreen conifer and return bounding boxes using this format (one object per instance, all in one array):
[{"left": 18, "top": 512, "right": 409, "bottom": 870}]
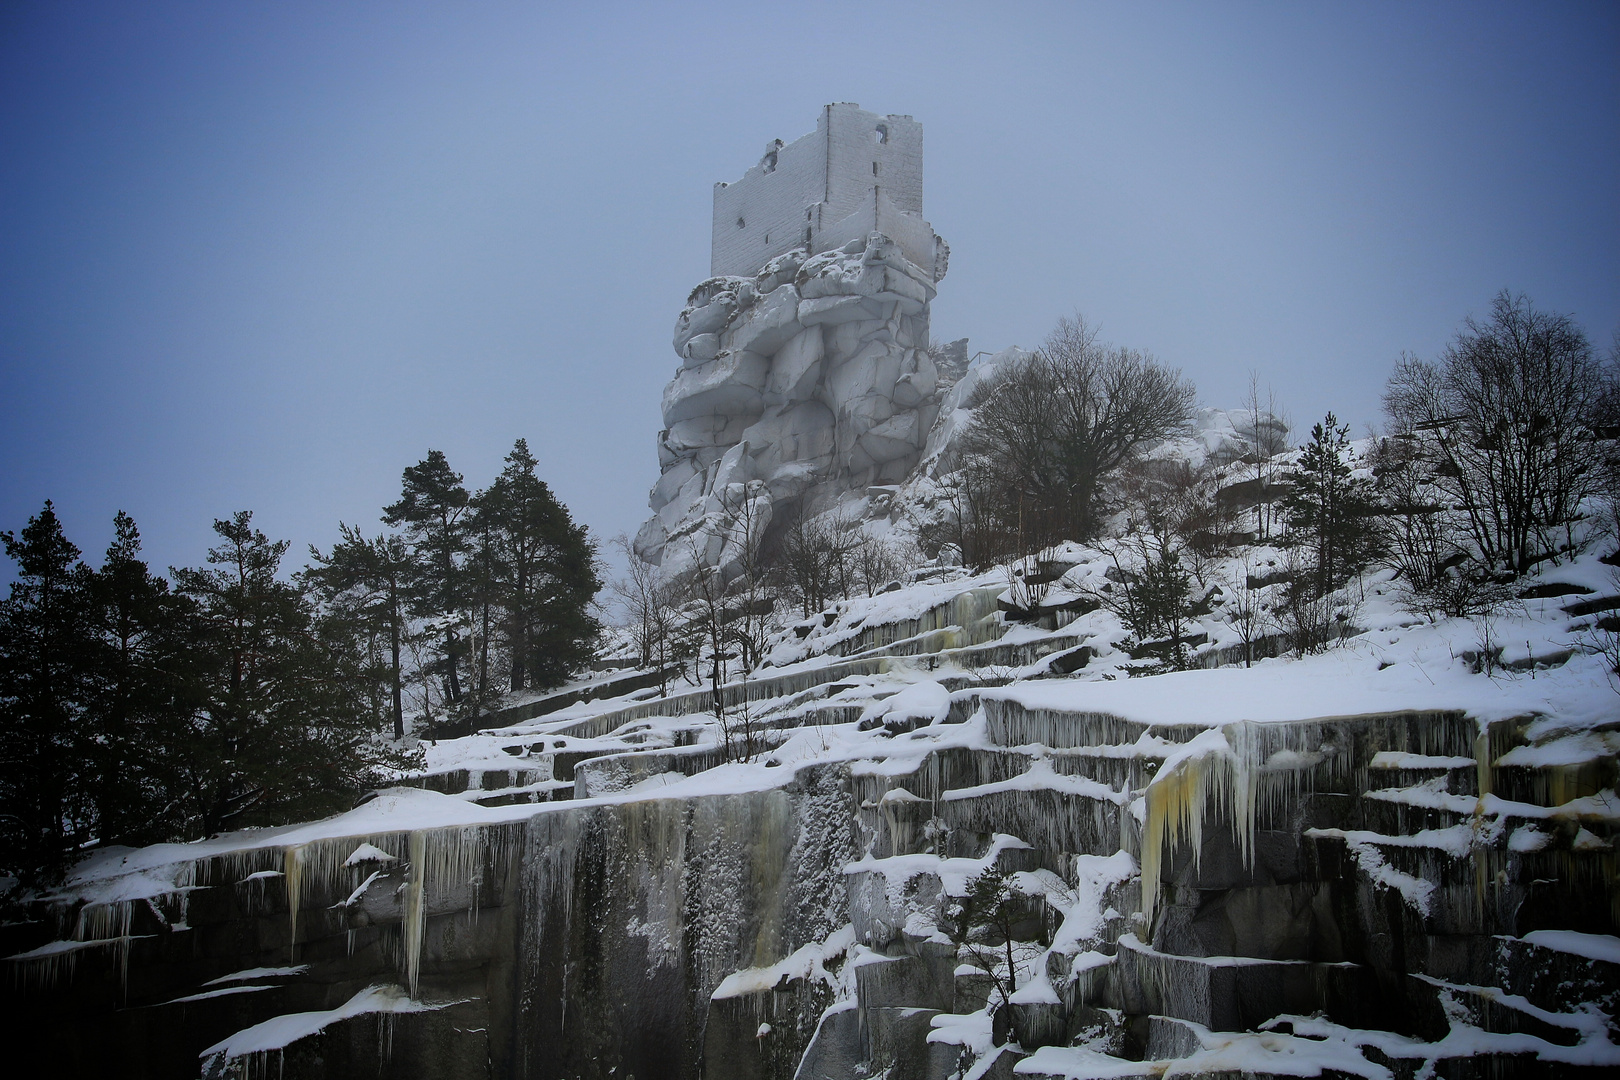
[
  {"left": 0, "top": 502, "right": 94, "bottom": 882},
  {"left": 1282, "top": 414, "right": 1382, "bottom": 596}
]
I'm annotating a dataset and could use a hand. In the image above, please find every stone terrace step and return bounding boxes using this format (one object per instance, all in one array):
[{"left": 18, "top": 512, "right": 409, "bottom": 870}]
[
  {"left": 969, "top": 698, "right": 1484, "bottom": 777},
  {"left": 1496, "top": 932, "right": 1620, "bottom": 1022},
  {"left": 509, "top": 657, "right": 895, "bottom": 740},
  {"left": 489, "top": 613, "right": 1074, "bottom": 745},
  {"left": 484, "top": 664, "right": 684, "bottom": 727},
  {"left": 1113, "top": 932, "right": 1383, "bottom": 1034},
  {"left": 940, "top": 772, "right": 1131, "bottom": 860},
  {"left": 571, "top": 735, "right": 792, "bottom": 798}
]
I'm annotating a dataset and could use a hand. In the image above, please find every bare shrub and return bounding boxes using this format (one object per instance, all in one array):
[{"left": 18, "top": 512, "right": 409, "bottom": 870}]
[
  {"left": 609, "top": 533, "right": 683, "bottom": 695},
  {"left": 1585, "top": 570, "right": 1620, "bottom": 695},
  {"left": 1225, "top": 557, "right": 1268, "bottom": 668},
  {"left": 772, "top": 509, "right": 855, "bottom": 617},
  {"left": 1590, "top": 622, "right": 1620, "bottom": 695},
  {"left": 1005, "top": 543, "right": 1060, "bottom": 617},
  {"left": 1275, "top": 548, "right": 1355, "bottom": 655}
]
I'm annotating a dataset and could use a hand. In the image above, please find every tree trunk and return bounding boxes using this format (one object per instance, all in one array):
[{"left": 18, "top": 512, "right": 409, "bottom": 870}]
[
  {"left": 480, "top": 600, "right": 491, "bottom": 702},
  {"left": 510, "top": 562, "right": 529, "bottom": 692},
  {"left": 390, "top": 619, "right": 404, "bottom": 741},
  {"left": 444, "top": 630, "right": 462, "bottom": 702}
]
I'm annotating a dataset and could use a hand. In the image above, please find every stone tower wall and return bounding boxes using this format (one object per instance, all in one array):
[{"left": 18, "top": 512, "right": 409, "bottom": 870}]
[{"left": 711, "top": 104, "right": 932, "bottom": 280}]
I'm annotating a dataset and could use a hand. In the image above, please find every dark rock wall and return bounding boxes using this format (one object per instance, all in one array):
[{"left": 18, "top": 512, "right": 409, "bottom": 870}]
[{"left": 512, "top": 765, "right": 857, "bottom": 1080}]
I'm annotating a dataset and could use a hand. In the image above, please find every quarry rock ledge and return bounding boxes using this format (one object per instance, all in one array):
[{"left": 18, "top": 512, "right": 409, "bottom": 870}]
[{"left": 7, "top": 593, "right": 1615, "bottom": 1079}]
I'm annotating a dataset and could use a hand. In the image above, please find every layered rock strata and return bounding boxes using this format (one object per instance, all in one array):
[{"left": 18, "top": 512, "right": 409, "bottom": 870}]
[{"left": 6, "top": 577, "right": 1615, "bottom": 1079}]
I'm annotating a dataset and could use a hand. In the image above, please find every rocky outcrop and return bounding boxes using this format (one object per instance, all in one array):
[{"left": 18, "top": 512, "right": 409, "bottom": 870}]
[{"left": 635, "top": 234, "right": 965, "bottom": 584}]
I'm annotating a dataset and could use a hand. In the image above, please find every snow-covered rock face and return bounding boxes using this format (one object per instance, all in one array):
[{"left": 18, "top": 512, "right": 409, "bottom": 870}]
[
  {"left": 8, "top": 545, "right": 1619, "bottom": 1079},
  {"left": 636, "top": 233, "right": 961, "bottom": 583}
]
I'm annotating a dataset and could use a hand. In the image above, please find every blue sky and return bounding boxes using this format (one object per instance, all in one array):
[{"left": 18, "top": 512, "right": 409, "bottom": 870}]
[{"left": 2, "top": 1, "right": 1616, "bottom": 578}]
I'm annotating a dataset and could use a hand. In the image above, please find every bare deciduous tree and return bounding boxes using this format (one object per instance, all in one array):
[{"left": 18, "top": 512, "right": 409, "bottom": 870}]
[
  {"left": 914, "top": 461, "right": 1016, "bottom": 570},
  {"left": 1383, "top": 292, "right": 1604, "bottom": 574},
  {"left": 1368, "top": 435, "right": 1468, "bottom": 605},
  {"left": 1239, "top": 374, "right": 1290, "bottom": 540},
  {"left": 686, "top": 484, "right": 776, "bottom": 762},
  {"left": 1594, "top": 332, "right": 1620, "bottom": 549},
  {"left": 962, "top": 315, "right": 1197, "bottom": 548},
  {"left": 853, "top": 530, "right": 917, "bottom": 598}
]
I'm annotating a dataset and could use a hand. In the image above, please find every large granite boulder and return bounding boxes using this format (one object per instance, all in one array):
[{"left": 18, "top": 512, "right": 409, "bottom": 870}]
[{"left": 636, "top": 235, "right": 962, "bottom": 584}]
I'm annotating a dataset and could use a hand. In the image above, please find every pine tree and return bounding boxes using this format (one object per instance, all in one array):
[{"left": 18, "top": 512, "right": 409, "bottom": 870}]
[
  {"left": 0, "top": 502, "right": 94, "bottom": 883},
  {"left": 1282, "top": 413, "right": 1382, "bottom": 595},
  {"left": 173, "top": 512, "right": 394, "bottom": 835},
  {"left": 475, "top": 439, "right": 601, "bottom": 693},
  {"left": 83, "top": 512, "right": 198, "bottom": 848},
  {"left": 947, "top": 865, "right": 1037, "bottom": 1023},
  {"left": 305, "top": 525, "right": 412, "bottom": 740},
  {"left": 383, "top": 452, "right": 471, "bottom": 714},
  {"left": 463, "top": 506, "right": 502, "bottom": 716}
]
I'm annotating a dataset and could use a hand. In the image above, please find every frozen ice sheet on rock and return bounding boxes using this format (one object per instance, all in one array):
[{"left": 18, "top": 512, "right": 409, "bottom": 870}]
[
  {"left": 942, "top": 757, "right": 1127, "bottom": 806},
  {"left": 978, "top": 645, "right": 1610, "bottom": 730},
  {"left": 163, "top": 984, "right": 276, "bottom": 1005}
]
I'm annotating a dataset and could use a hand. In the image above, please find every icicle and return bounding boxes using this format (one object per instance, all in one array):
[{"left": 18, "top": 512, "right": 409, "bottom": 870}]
[
  {"left": 1139, "top": 725, "right": 1260, "bottom": 928},
  {"left": 1473, "top": 723, "right": 1495, "bottom": 914},
  {"left": 284, "top": 845, "right": 302, "bottom": 960},
  {"left": 402, "top": 831, "right": 426, "bottom": 997}
]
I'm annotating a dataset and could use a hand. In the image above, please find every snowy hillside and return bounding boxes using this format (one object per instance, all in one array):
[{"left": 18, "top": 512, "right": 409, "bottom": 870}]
[{"left": 5, "top": 520, "right": 1617, "bottom": 1078}]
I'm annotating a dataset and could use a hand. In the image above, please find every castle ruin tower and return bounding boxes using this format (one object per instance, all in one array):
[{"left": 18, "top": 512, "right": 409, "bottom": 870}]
[
  {"left": 634, "top": 105, "right": 952, "bottom": 582},
  {"left": 710, "top": 104, "right": 948, "bottom": 281}
]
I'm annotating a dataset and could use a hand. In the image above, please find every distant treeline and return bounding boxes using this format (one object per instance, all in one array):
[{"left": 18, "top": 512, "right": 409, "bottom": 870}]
[{"left": 0, "top": 439, "right": 600, "bottom": 887}]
